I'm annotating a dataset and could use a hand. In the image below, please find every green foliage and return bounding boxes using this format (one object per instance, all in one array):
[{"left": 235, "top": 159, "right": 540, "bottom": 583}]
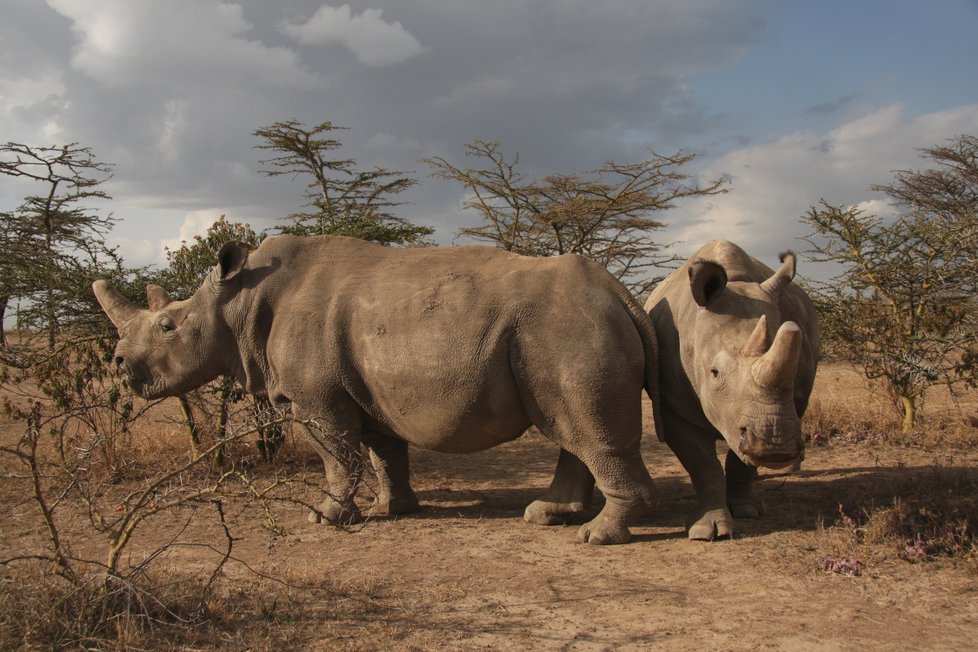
[
  {"left": 801, "top": 134, "right": 978, "bottom": 431},
  {"left": 426, "top": 139, "right": 727, "bottom": 297},
  {"left": 154, "top": 214, "right": 264, "bottom": 300},
  {"left": 0, "top": 142, "right": 122, "bottom": 349},
  {"left": 253, "top": 119, "right": 434, "bottom": 246}
]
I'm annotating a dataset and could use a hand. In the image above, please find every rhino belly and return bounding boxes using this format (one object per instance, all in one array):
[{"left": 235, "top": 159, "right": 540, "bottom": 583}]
[{"left": 365, "top": 370, "right": 533, "bottom": 453}]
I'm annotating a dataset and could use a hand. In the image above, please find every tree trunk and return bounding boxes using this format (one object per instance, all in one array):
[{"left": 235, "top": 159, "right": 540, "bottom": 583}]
[
  {"left": 0, "top": 295, "right": 7, "bottom": 348},
  {"left": 899, "top": 395, "right": 916, "bottom": 433},
  {"left": 177, "top": 395, "right": 200, "bottom": 456}
]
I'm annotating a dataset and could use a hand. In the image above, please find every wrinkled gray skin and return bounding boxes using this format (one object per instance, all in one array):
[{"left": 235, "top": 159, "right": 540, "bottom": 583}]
[
  {"left": 644, "top": 240, "right": 820, "bottom": 540},
  {"left": 94, "top": 234, "right": 664, "bottom": 545}
]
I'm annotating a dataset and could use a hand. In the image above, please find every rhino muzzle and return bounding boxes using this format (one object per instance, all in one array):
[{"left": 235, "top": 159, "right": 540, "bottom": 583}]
[{"left": 737, "top": 417, "right": 804, "bottom": 468}]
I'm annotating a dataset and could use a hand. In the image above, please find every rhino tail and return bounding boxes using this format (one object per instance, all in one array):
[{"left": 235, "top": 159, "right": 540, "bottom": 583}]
[{"left": 614, "top": 285, "right": 666, "bottom": 443}]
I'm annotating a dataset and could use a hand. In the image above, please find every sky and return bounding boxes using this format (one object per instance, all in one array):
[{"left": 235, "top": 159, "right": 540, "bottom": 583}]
[{"left": 2, "top": 0, "right": 978, "bottom": 281}]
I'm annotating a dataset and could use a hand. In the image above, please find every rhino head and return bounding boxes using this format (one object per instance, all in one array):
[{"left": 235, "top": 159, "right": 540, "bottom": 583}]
[
  {"left": 92, "top": 242, "right": 250, "bottom": 399},
  {"left": 685, "top": 252, "right": 804, "bottom": 469}
]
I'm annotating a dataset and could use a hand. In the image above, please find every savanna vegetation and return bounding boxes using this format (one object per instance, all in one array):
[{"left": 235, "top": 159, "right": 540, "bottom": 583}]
[{"left": 1, "top": 132, "right": 976, "bottom": 650}]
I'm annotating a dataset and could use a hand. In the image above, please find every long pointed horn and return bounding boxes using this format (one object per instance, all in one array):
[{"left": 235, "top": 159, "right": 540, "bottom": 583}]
[
  {"left": 751, "top": 321, "right": 802, "bottom": 389},
  {"left": 760, "top": 250, "right": 796, "bottom": 297},
  {"left": 741, "top": 314, "right": 770, "bottom": 357},
  {"left": 146, "top": 285, "right": 172, "bottom": 311},
  {"left": 92, "top": 280, "right": 139, "bottom": 329}
]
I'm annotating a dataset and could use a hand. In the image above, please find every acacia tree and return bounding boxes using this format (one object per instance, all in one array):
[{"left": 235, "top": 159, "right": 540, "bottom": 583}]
[
  {"left": 253, "top": 120, "right": 433, "bottom": 245},
  {"left": 426, "top": 140, "right": 727, "bottom": 296},
  {"left": 801, "top": 134, "right": 978, "bottom": 432},
  {"left": 0, "top": 142, "right": 121, "bottom": 350}
]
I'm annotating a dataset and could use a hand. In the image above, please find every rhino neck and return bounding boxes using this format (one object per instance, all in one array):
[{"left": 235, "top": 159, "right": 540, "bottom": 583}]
[{"left": 222, "top": 291, "right": 274, "bottom": 398}]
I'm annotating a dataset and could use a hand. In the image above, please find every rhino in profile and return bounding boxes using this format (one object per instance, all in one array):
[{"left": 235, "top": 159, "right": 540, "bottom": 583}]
[
  {"left": 645, "top": 240, "right": 820, "bottom": 540},
  {"left": 94, "top": 234, "right": 664, "bottom": 544}
]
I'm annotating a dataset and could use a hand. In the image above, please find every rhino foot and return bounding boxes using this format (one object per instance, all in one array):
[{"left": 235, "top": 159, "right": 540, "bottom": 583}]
[
  {"left": 727, "top": 496, "right": 765, "bottom": 519},
  {"left": 371, "top": 494, "right": 421, "bottom": 516},
  {"left": 523, "top": 500, "right": 588, "bottom": 525},
  {"left": 686, "top": 507, "right": 734, "bottom": 541},
  {"left": 726, "top": 484, "right": 765, "bottom": 519},
  {"left": 576, "top": 515, "right": 632, "bottom": 545},
  {"left": 308, "top": 501, "right": 363, "bottom": 526}
]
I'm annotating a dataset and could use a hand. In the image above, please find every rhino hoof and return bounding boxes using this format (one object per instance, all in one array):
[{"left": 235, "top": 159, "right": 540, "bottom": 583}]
[
  {"left": 524, "top": 500, "right": 587, "bottom": 525},
  {"left": 576, "top": 518, "right": 632, "bottom": 545},
  {"left": 687, "top": 508, "right": 734, "bottom": 541},
  {"left": 308, "top": 504, "right": 363, "bottom": 526},
  {"left": 371, "top": 495, "right": 421, "bottom": 516},
  {"left": 728, "top": 499, "right": 764, "bottom": 519}
]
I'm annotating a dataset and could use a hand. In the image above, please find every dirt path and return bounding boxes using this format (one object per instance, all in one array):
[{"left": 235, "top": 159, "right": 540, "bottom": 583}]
[
  {"left": 3, "top": 371, "right": 978, "bottom": 650},
  {"left": 217, "top": 431, "right": 972, "bottom": 651}
]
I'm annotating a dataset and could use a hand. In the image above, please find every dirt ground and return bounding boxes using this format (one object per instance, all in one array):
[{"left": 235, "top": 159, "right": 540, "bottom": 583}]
[{"left": 3, "top": 363, "right": 978, "bottom": 650}]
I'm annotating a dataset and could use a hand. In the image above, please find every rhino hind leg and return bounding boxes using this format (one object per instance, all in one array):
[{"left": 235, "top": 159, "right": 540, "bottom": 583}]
[
  {"left": 663, "top": 414, "right": 734, "bottom": 541},
  {"left": 524, "top": 448, "right": 595, "bottom": 525},
  {"left": 574, "top": 449, "right": 655, "bottom": 545},
  {"left": 362, "top": 430, "right": 421, "bottom": 516},
  {"left": 724, "top": 449, "right": 764, "bottom": 519}
]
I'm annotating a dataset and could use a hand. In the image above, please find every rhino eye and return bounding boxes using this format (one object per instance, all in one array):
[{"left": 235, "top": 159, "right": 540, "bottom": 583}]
[
  {"left": 160, "top": 320, "right": 175, "bottom": 333},
  {"left": 710, "top": 368, "right": 719, "bottom": 379}
]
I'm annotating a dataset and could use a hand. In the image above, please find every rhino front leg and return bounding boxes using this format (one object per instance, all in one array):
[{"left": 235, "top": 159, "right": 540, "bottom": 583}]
[
  {"left": 362, "top": 430, "right": 420, "bottom": 516},
  {"left": 524, "top": 448, "right": 595, "bottom": 525},
  {"left": 663, "top": 412, "right": 733, "bottom": 541},
  {"left": 294, "top": 406, "right": 365, "bottom": 525},
  {"left": 725, "top": 449, "right": 763, "bottom": 519}
]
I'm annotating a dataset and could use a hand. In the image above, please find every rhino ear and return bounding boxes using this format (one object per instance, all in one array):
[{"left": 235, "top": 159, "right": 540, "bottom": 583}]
[
  {"left": 217, "top": 241, "right": 250, "bottom": 283},
  {"left": 689, "top": 260, "right": 727, "bottom": 307},
  {"left": 145, "top": 284, "right": 172, "bottom": 311}
]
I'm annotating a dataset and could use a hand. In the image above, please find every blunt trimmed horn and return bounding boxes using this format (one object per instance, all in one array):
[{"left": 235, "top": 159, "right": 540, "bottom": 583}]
[
  {"left": 146, "top": 285, "right": 172, "bottom": 311},
  {"left": 741, "top": 314, "right": 770, "bottom": 357},
  {"left": 92, "top": 280, "right": 139, "bottom": 328},
  {"left": 751, "top": 321, "right": 802, "bottom": 389},
  {"left": 760, "top": 250, "right": 796, "bottom": 297}
]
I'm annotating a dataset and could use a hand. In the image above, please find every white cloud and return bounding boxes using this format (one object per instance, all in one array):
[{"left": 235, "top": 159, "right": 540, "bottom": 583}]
[
  {"left": 0, "top": 68, "right": 65, "bottom": 116},
  {"left": 665, "top": 103, "right": 978, "bottom": 263},
  {"left": 45, "top": 0, "right": 318, "bottom": 88},
  {"left": 159, "top": 209, "right": 228, "bottom": 261},
  {"left": 281, "top": 4, "right": 425, "bottom": 66}
]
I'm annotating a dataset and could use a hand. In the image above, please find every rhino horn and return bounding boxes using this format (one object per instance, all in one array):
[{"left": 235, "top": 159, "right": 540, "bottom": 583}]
[
  {"left": 92, "top": 280, "right": 139, "bottom": 328},
  {"left": 751, "top": 321, "right": 802, "bottom": 389},
  {"left": 760, "top": 250, "right": 796, "bottom": 297},
  {"left": 741, "top": 314, "right": 770, "bottom": 357},
  {"left": 146, "top": 285, "right": 172, "bottom": 311}
]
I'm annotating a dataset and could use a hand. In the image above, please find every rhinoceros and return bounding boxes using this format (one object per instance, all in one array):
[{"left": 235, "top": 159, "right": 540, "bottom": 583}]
[
  {"left": 94, "top": 234, "right": 663, "bottom": 544},
  {"left": 644, "top": 240, "right": 819, "bottom": 540}
]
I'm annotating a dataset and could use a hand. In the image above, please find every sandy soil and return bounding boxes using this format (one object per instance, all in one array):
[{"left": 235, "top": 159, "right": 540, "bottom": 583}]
[{"left": 3, "top": 364, "right": 978, "bottom": 650}]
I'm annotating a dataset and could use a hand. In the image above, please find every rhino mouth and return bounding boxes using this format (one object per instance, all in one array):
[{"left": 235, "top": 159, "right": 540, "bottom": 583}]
[
  {"left": 120, "top": 364, "right": 167, "bottom": 400},
  {"left": 743, "top": 450, "right": 802, "bottom": 470}
]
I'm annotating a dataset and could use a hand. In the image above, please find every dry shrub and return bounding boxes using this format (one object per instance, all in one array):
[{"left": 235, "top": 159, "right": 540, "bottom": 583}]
[
  {"left": 814, "top": 467, "right": 978, "bottom": 576},
  {"left": 804, "top": 395, "right": 900, "bottom": 446},
  {"left": 804, "top": 364, "right": 978, "bottom": 449},
  {"left": 0, "top": 564, "right": 402, "bottom": 651}
]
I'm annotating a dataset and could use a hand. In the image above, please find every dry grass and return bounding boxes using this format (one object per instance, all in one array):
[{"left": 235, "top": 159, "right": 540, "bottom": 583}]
[
  {"left": 811, "top": 466, "right": 978, "bottom": 577},
  {"left": 803, "top": 361, "right": 978, "bottom": 449},
  {"left": 801, "top": 363, "right": 978, "bottom": 577},
  {"left": 0, "top": 563, "right": 422, "bottom": 651}
]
